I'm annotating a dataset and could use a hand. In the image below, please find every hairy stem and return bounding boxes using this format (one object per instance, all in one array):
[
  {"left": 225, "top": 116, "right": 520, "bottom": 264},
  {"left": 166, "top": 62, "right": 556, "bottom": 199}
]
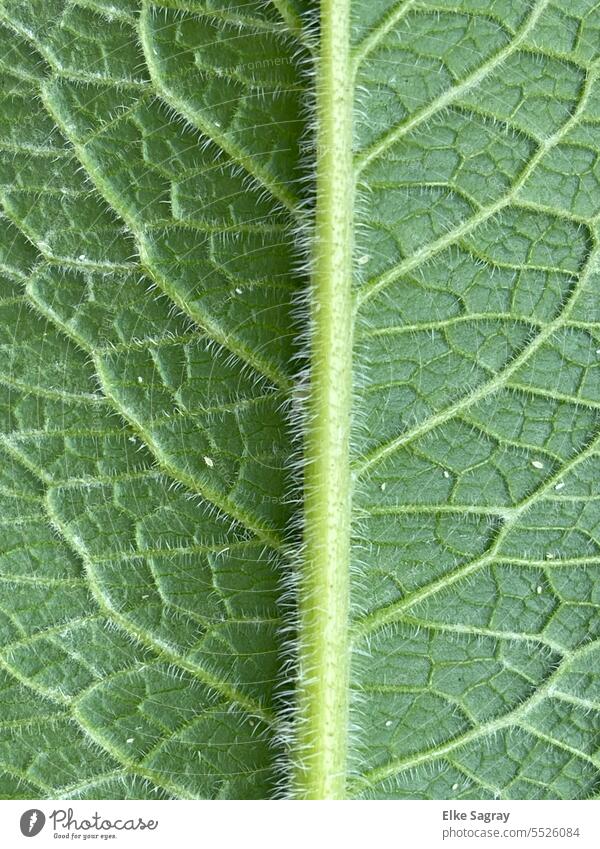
[{"left": 293, "top": 0, "right": 354, "bottom": 800}]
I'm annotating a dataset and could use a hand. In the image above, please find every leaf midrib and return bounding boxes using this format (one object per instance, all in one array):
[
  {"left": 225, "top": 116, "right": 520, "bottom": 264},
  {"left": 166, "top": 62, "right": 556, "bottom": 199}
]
[{"left": 293, "top": 0, "right": 354, "bottom": 800}]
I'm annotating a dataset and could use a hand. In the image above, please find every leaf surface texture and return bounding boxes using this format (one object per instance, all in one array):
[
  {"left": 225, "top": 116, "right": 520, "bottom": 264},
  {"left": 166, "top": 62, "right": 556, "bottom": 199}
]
[{"left": 0, "top": 0, "right": 598, "bottom": 800}]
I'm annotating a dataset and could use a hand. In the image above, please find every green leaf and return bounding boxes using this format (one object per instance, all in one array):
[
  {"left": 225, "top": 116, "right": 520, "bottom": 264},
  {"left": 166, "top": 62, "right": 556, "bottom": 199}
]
[{"left": 0, "top": 0, "right": 598, "bottom": 801}]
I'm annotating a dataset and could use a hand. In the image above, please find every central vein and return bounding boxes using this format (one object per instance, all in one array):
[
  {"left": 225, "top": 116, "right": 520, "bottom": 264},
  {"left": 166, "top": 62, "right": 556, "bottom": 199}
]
[{"left": 294, "top": 0, "right": 354, "bottom": 800}]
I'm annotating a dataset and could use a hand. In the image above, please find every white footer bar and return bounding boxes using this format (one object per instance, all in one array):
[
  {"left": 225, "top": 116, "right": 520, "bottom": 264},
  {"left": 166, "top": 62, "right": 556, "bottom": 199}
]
[{"left": 0, "top": 799, "right": 597, "bottom": 848}]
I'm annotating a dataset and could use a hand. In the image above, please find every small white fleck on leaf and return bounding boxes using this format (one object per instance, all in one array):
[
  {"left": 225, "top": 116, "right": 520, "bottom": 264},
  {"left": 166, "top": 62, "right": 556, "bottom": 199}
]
[
  {"left": 531, "top": 460, "right": 544, "bottom": 469},
  {"left": 555, "top": 482, "right": 565, "bottom": 491},
  {"left": 204, "top": 456, "right": 214, "bottom": 467},
  {"left": 357, "top": 254, "right": 371, "bottom": 265}
]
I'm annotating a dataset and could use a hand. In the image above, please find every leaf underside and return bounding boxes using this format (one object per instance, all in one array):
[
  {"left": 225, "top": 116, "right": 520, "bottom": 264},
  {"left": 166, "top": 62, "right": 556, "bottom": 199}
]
[{"left": 0, "top": 0, "right": 598, "bottom": 800}]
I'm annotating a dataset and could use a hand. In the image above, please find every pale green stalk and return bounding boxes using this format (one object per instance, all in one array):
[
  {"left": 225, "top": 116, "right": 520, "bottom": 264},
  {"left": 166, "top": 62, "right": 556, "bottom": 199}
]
[{"left": 293, "top": 0, "right": 354, "bottom": 800}]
